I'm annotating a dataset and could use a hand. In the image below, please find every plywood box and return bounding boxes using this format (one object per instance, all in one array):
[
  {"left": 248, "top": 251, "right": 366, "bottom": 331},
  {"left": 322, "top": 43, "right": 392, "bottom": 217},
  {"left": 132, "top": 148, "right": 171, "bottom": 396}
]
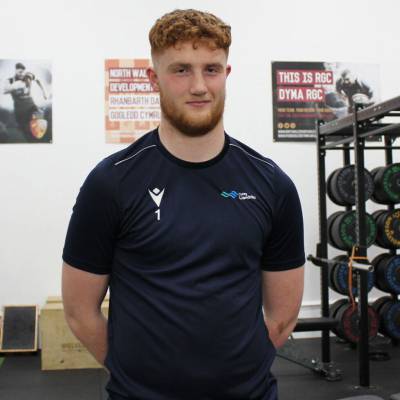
[{"left": 40, "top": 300, "right": 108, "bottom": 370}]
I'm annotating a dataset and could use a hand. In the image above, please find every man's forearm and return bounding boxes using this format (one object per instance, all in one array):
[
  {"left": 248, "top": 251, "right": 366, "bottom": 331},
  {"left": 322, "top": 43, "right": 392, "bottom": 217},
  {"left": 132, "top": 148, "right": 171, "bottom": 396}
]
[
  {"left": 264, "top": 314, "right": 298, "bottom": 349},
  {"left": 65, "top": 311, "right": 108, "bottom": 366}
]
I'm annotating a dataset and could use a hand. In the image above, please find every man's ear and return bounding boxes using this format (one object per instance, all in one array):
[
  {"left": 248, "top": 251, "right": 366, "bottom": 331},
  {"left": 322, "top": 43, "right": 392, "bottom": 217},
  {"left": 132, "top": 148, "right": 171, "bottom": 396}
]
[
  {"left": 226, "top": 64, "right": 232, "bottom": 77},
  {"left": 147, "top": 67, "right": 160, "bottom": 92}
]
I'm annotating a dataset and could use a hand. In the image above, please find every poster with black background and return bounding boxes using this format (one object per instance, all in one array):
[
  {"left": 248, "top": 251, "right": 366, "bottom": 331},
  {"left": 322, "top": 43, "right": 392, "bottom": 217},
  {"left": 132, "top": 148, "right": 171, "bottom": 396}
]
[{"left": 271, "top": 61, "right": 380, "bottom": 141}]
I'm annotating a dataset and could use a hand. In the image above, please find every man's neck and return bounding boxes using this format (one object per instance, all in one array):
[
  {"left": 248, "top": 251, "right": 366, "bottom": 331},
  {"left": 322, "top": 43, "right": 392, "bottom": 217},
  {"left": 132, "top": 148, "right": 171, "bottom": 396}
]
[{"left": 158, "top": 119, "right": 226, "bottom": 163}]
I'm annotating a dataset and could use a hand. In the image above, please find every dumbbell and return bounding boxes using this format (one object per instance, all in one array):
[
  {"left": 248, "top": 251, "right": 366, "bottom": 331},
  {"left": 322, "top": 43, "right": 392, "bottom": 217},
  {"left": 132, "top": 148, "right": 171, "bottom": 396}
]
[
  {"left": 371, "top": 254, "right": 400, "bottom": 294},
  {"left": 372, "top": 297, "right": 400, "bottom": 340},
  {"left": 371, "top": 163, "right": 400, "bottom": 204},
  {"left": 329, "top": 299, "right": 379, "bottom": 344},
  {"left": 327, "top": 211, "right": 377, "bottom": 251},
  {"left": 329, "top": 255, "right": 374, "bottom": 296},
  {"left": 372, "top": 209, "right": 400, "bottom": 249},
  {"left": 327, "top": 165, "right": 374, "bottom": 206}
]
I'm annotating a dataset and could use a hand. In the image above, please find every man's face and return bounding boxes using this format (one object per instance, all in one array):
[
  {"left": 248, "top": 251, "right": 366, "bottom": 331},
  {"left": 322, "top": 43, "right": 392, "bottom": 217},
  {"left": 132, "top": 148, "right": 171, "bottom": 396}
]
[
  {"left": 148, "top": 41, "right": 231, "bottom": 137},
  {"left": 15, "top": 68, "right": 25, "bottom": 79}
]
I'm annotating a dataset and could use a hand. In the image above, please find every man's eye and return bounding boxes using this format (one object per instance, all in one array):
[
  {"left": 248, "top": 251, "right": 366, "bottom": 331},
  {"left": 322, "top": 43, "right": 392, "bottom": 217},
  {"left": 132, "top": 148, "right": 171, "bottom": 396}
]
[
  {"left": 175, "top": 68, "right": 187, "bottom": 74},
  {"left": 206, "top": 67, "right": 218, "bottom": 74}
]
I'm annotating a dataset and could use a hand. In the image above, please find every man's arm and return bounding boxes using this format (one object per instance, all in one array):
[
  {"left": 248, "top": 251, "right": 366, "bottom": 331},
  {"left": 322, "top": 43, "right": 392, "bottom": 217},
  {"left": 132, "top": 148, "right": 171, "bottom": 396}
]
[
  {"left": 62, "top": 262, "right": 109, "bottom": 366},
  {"left": 262, "top": 265, "right": 304, "bottom": 349}
]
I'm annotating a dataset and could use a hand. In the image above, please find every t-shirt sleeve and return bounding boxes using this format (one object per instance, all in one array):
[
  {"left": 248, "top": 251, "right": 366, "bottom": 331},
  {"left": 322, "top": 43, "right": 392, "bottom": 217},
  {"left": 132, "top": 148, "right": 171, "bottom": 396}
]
[
  {"left": 261, "top": 167, "right": 305, "bottom": 271},
  {"left": 62, "top": 161, "right": 121, "bottom": 274}
]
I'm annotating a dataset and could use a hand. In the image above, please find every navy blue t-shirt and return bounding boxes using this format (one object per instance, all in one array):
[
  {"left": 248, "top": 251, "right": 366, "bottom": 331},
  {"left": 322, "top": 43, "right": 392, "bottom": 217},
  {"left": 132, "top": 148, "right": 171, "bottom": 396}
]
[{"left": 62, "top": 128, "right": 305, "bottom": 400}]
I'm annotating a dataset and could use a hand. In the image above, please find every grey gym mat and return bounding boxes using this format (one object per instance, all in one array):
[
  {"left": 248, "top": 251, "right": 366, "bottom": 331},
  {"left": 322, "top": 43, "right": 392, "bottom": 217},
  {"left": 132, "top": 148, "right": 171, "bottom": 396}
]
[
  {"left": 0, "top": 338, "right": 399, "bottom": 399},
  {"left": 336, "top": 396, "right": 384, "bottom": 400}
]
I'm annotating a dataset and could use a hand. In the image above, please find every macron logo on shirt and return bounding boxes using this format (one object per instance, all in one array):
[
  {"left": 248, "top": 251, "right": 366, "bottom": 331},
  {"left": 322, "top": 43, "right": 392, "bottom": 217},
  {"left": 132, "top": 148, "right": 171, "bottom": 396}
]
[{"left": 148, "top": 187, "right": 165, "bottom": 207}]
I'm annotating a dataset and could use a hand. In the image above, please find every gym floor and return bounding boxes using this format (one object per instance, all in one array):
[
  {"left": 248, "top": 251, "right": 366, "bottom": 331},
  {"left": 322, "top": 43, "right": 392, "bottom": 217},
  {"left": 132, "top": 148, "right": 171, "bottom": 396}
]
[{"left": 0, "top": 337, "right": 399, "bottom": 400}]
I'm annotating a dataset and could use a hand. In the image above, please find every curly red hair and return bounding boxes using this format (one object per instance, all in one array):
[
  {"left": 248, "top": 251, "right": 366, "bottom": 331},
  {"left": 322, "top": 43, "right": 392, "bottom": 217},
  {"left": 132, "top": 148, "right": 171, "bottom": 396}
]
[{"left": 149, "top": 9, "right": 231, "bottom": 55}]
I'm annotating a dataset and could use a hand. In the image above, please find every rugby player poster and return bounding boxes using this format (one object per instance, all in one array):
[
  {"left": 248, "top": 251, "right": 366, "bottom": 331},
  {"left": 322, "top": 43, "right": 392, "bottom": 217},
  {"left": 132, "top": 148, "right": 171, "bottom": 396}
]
[
  {"left": 105, "top": 59, "right": 160, "bottom": 144},
  {"left": 0, "top": 60, "right": 52, "bottom": 144},
  {"left": 271, "top": 61, "right": 380, "bottom": 141}
]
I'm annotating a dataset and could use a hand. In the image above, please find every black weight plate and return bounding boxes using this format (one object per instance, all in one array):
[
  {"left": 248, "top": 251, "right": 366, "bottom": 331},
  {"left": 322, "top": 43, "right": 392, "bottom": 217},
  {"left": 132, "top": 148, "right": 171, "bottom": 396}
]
[
  {"left": 380, "top": 300, "right": 400, "bottom": 339},
  {"left": 327, "top": 169, "right": 342, "bottom": 205},
  {"left": 333, "top": 259, "right": 374, "bottom": 296},
  {"left": 336, "top": 303, "right": 379, "bottom": 343},
  {"left": 332, "top": 211, "right": 377, "bottom": 250},
  {"left": 331, "top": 165, "right": 374, "bottom": 206},
  {"left": 372, "top": 253, "right": 393, "bottom": 292},
  {"left": 329, "top": 255, "right": 348, "bottom": 293},
  {"left": 375, "top": 255, "right": 400, "bottom": 294},
  {"left": 327, "top": 211, "right": 343, "bottom": 249},
  {"left": 329, "top": 299, "right": 349, "bottom": 336},
  {"left": 373, "top": 163, "right": 400, "bottom": 204},
  {"left": 375, "top": 210, "right": 400, "bottom": 249},
  {"left": 371, "top": 296, "right": 392, "bottom": 315}
]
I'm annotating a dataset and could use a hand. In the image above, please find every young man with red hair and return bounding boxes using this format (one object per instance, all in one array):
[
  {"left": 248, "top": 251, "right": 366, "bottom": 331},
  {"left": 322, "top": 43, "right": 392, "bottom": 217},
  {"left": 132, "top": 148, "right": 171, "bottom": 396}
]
[{"left": 62, "top": 9, "right": 305, "bottom": 400}]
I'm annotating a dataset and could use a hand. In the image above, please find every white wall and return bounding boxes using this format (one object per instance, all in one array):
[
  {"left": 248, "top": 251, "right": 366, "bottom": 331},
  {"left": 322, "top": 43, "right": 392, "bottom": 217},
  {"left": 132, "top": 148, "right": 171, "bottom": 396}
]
[{"left": 1, "top": 0, "right": 400, "bottom": 316}]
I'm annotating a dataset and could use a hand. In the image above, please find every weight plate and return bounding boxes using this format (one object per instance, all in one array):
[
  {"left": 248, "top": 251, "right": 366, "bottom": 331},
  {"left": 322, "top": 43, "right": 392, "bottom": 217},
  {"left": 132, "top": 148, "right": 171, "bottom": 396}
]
[
  {"left": 375, "top": 209, "right": 400, "bottom": 248},
  {"left": 330, "top": 165, "right": 374, "bottom": 206},
  {"left": 327, "top": 169, "right": 342, "bottom": 205},
  {"left": 380, "top": 300, "right": 400, "bottom": 340},
  {"left": 371, "top": 296, "right": 392, "bottom": 315},
  {"left": 375, "top": 254, "right": 400, "bottom": 294},
  {"left": 327, "top": 211, "right": 344, "bottom": 249},
  {"left": 332, "top": 258, "right": 374, "bottom": 296},
  {"left": 329, "top": 299, "right": 349, "bottom": 336},
  {"left": 331, "top": 211, "right": 377, "bottom": 250},
  {"left": 336, "top": 303, "right": 379, "bottom": 344},
  {"left": 372, "top": 163, "right": 400, "bottom": 204}
]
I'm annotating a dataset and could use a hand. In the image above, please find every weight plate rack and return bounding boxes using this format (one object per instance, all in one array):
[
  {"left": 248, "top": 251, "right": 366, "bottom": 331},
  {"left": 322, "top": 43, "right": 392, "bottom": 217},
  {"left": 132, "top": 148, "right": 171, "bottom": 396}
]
[{"left": 309, "top": 95, "right": 400, "bottom": 388}]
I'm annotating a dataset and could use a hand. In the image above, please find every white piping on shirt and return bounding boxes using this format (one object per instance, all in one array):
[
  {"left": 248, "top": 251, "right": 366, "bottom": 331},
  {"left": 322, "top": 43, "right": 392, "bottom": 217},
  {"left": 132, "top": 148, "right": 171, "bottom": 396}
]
[
  {"left": 114, "top": 145, "right": 157, "bottom": 166},
  {"left": 229, "top": 143, "right": 275, "bottom": 169}
]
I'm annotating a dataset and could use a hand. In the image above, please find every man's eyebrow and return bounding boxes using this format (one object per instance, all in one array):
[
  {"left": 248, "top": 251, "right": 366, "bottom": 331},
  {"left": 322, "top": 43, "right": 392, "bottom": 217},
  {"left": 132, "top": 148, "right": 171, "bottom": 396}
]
[
  {"left": 167, "top": 63, "right": 192, "bottom": 70},
  {"left": 167, "top": 62, "right": 224, "bottom": 70}
]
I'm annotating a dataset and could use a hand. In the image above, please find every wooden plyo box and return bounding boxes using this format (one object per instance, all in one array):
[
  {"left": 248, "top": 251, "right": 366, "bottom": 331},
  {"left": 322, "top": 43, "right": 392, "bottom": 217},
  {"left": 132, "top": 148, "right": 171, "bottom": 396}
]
[{"left": 40, "top": 298, "right": 109, "bottom": 370}]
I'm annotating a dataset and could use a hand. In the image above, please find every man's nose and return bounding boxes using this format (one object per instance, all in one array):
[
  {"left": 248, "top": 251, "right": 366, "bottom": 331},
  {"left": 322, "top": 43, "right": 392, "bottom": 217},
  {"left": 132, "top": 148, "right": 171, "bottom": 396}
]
[{"left": 189, "top": 71, "right": 207, "bottom": 96}]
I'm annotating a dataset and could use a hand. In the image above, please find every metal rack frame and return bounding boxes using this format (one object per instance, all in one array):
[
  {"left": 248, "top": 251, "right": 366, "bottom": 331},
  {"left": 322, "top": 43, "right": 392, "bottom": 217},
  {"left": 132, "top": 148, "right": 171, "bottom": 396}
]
[{"left": 312, "top": 95, "right": 400, "bottom": 387}]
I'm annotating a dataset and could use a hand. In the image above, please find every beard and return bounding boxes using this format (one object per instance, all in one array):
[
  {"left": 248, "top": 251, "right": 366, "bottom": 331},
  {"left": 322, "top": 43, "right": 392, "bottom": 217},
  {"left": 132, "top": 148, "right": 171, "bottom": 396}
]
[{"left": 159, "top": 90, "right": 225, "bottom": 137}]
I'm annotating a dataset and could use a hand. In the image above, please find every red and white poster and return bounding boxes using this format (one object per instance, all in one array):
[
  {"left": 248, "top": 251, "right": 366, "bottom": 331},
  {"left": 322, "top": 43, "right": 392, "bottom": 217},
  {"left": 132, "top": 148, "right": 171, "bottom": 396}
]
[{"left": 105, "top": 59, "right": 160, "bottom": 144}]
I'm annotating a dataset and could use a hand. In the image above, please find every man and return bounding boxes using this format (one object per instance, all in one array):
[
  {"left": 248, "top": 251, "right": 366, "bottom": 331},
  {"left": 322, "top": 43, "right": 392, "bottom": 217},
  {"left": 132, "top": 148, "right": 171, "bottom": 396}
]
[
  {"left": 335, "top": 69, "right": 373, "bottom": 111},
  {"left": 3, "top": 62, "right": 48, "bottom": 141},
  {"left": 62, "top": 9, "right": 305, "bottom": 400}
]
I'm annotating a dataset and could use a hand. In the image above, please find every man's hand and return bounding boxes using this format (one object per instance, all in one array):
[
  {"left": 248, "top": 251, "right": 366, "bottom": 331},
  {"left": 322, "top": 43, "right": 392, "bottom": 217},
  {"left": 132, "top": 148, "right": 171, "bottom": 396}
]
[
  {"left": 62, "top": 262, "right": 110, "bottom": 366},
  {"left": 262, "top": 266, "right": 304, "bottom": 349}
]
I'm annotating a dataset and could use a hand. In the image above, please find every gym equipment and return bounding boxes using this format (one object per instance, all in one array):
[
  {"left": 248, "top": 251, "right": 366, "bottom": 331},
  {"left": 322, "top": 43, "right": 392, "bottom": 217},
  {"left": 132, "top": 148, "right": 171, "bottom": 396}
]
[
  {"left": 371, "top": 163, "right": 400, "bottom": 204},
  {"left": 329, "top": 299, "right": 379, "bottom": 344},
  {"left": 276, "top": 337, "right": 342, "bottom": 381},
  {"left": 0, "top": 305, "right": 38, "bottom": 352},
  {"left": 371, "top": 254, "right": 400, "bottom": 294},
  {"left": 327, "top": 165, "right": 374, "bottom": 206},
  {"left": 371, "top": 297, "right": 400, "bottom": 340},
  {"left": 329, "top": 255, "right": 374, "bottom": 295},
  {"left": 372, "top": 209, "right": 400, "bottom": 249},
  {"left": 328, "top": 211, "right": 377, "bottom": 250}
]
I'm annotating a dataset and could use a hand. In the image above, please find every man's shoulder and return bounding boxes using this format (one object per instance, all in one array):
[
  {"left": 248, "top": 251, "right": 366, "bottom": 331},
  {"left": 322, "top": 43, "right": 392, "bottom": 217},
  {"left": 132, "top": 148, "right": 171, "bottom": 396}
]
[
  {"left": 228, "top": 135, "right": 295, "bottom": 189},
  {"left": 228, "top": 135, "right": 277, "bottom": 170},
  {"left": 97, "top": 129, "right": 158, "bottom": 172}
]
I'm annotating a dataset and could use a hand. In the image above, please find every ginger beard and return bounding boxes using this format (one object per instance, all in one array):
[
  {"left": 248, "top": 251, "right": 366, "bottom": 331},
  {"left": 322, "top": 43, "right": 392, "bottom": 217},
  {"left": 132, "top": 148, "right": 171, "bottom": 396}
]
[{"left": 159, "top": 87, "right": 226, "bottom": 137}]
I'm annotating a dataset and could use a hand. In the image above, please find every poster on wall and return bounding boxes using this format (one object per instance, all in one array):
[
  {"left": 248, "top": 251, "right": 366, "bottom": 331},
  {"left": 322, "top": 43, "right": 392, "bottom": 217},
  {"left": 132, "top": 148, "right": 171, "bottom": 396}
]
[
  {"left": 0, "top": 60, "right": 52, "bottom": 144},
  {"left": 105, "top": 59, "right": 160, "bottom": 144},
  {"left": 271, "top": 61, "right": 380, "bottom": 141}
]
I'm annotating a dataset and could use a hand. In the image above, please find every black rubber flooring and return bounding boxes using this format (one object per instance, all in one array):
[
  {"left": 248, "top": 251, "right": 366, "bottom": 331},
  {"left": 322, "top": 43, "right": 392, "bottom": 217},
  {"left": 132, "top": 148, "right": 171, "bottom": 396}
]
[{"left": 0, "top": 338, "right": 399, "bottom": 400}]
